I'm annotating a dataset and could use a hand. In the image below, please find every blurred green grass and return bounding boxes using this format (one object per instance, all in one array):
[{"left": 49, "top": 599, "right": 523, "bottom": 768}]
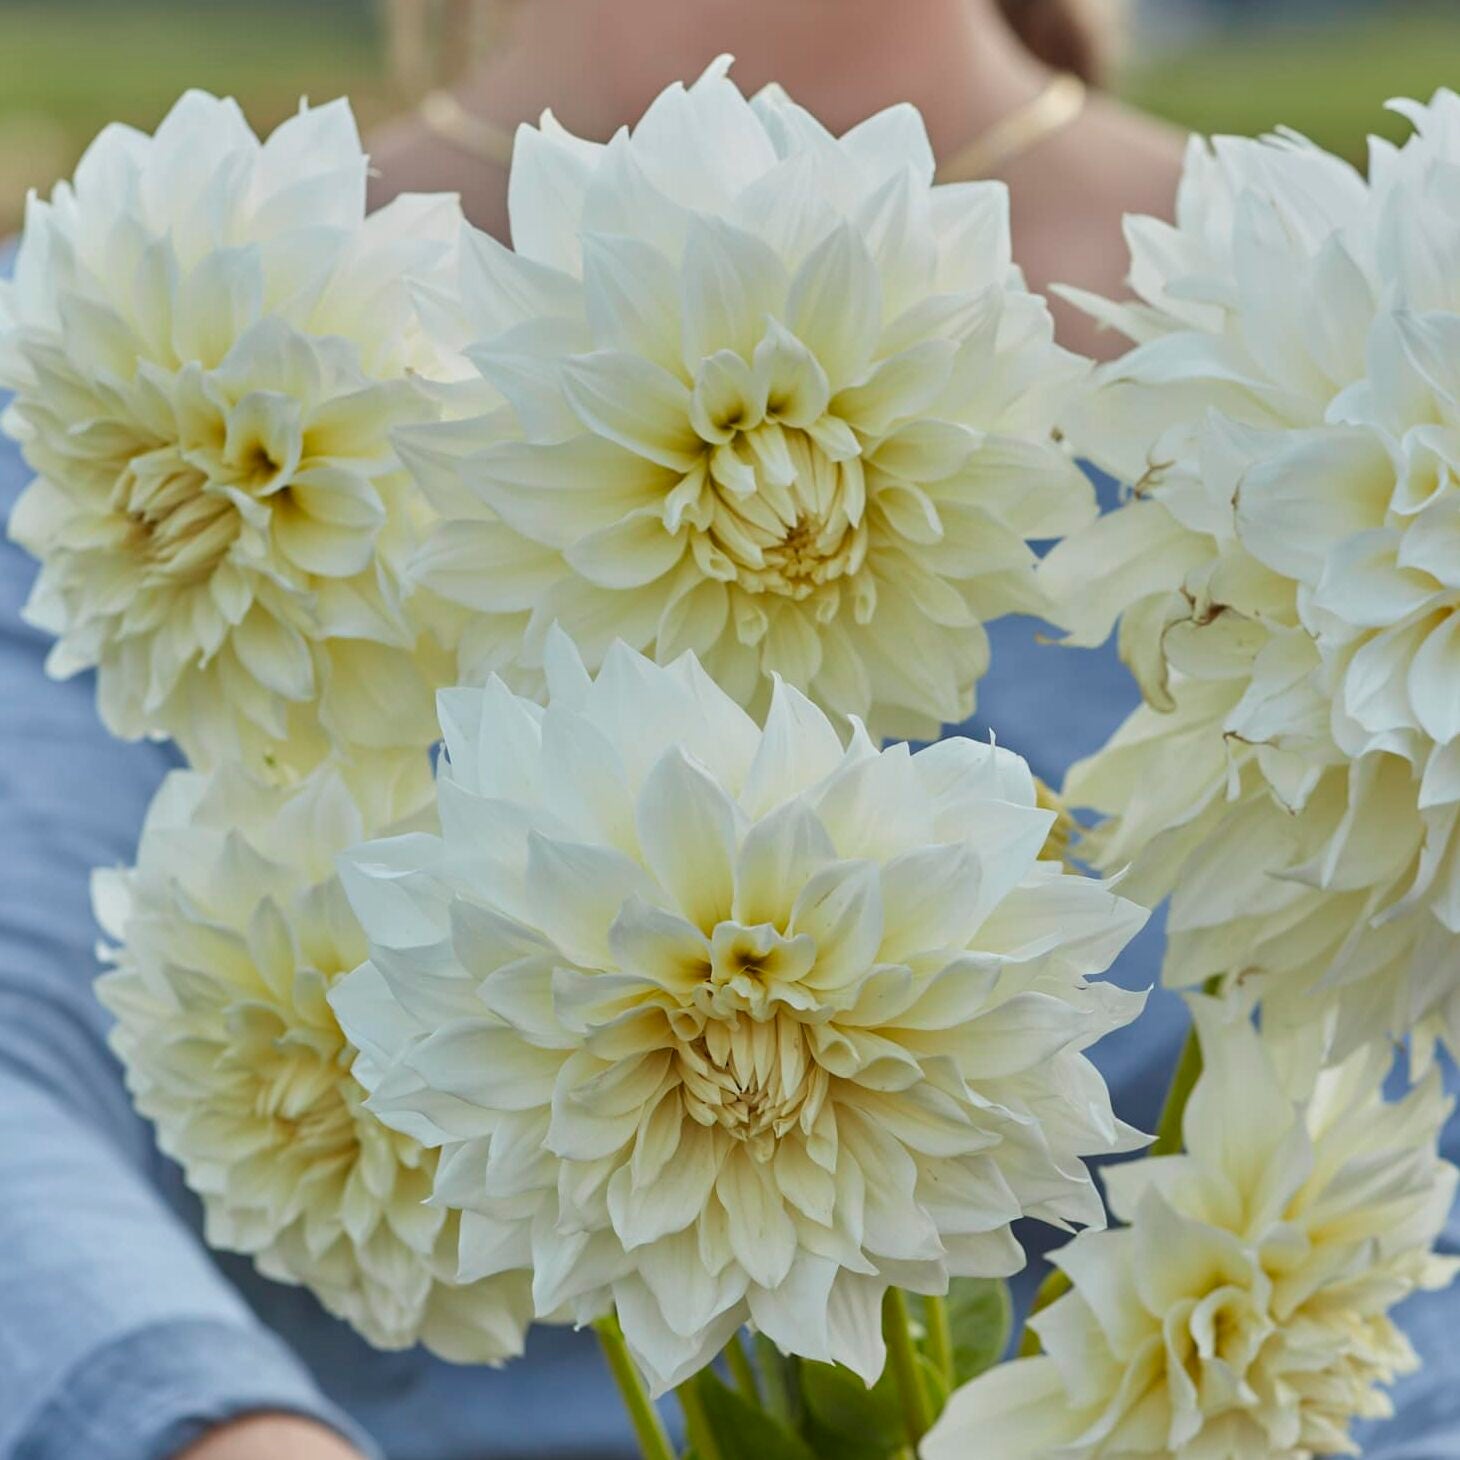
[
  {"left": 1122, "top": 5, "right": 1459, "bottom": 160},
  {"left": 0, "top": 1, "right": 389, "bottom": 230},
  {"left": 0, "top": 1, "right": 1455, "bottom": 232}
]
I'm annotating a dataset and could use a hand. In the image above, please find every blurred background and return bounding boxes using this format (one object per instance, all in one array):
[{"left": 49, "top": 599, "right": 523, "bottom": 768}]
[{"left": 0, "top": 0, "right": 1455, "bottom": 234}]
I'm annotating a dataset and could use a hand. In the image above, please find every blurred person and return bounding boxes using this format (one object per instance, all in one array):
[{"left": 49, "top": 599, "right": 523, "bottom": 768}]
[
  {"left": 370, "top": 0, "right": 1183, "bottom": 357},
  {"left": 2, "top": 5, "right": 1459, "bottom": 1460}
]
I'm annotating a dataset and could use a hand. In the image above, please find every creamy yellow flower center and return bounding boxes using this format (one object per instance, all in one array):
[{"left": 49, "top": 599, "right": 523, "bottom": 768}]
[
  {"left": 114, "top": 446, "right": 239, "bottom": 584},
  {"left": 701, "top": 429, "right": 869, "bottom": 601},
  {"left": 104, "top": 385, "right": 307, "bottom": 587},
  {"left": 677, "top": 1012, "right": 829, "bottom": 1160},
  {"left": 634, "top": 916, "right": 846, "bottom": 1160},
  {"left": 229, "top": 1011, "right": 361, "bottom": 1167}
]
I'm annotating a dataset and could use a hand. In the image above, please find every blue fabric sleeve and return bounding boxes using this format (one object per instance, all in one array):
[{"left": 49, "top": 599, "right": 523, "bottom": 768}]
[{"left": 0, "top": 335, "right": 379, "bottom": 1452}]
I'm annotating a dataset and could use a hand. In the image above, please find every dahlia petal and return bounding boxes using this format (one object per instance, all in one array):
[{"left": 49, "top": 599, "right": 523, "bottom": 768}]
[
  {"left": 410, "top": 518, "right": 562, "bottom": 613},
  {"left": 173, "top": 243, "right": 266, "bottom": 368},
  {"left": 635, "top": 746, "right": 741, "bottom": 932},
  {"left": 841, "top": 103, "right": 936, "bottom": 188},
  {"left": 655, "top": 574, "right": 730, "bottom": 662},
  {"left": 746, "top": 1249, "right": 838, "bottom": 1362},
  {"left": 630, "top": 60, "right": 778, "bottom": 210},
  {"left": 582, "top": 231, "right": 683, "bottom": 372},
  {"left": 468, "top": 315, "right": 595, "bottom": 442},
  {"left": 692, "top": 347, "right": 768, "bottom": 442},
  {"left": 523, "top": 830, "right": 662, "bottom": 967},
  {"left": 610, "top": 1125, "right": 722, "bottom": 1249},
  {"left": 408, "top": 1021, "right": 561, "bottom": 1112},
  {"left": 834, "top": 339, "right": 955, "bottom": 438},
  {"left": 563, "top": 506, "right": 687, "bottom": 589},
  {"left": 1408, "top": 612, "right": 1460, "bottom": 744},
  {"left": 824, "top": 1271, "right": 889, "bottom": 1385},
  {"left": 787, "top": 224, "right": 881, "bottom": 388},
  {"left": 506, "top": 119, "right": 599, "bottom": 274},
  {"left": 560, "top": 349, "right": 702, "bottom": 470},
  {"left": 715, "top": 1149, "right": 797, "bottom": 1288},
  {"left": 788, "top": 859, "right": 883, "bottom": 991},
  {"left": 929, "top": 181, "right": 1012, "bottom": 295},
  {"left": 1397, "top": 494, "right": 1460, "bottom": 590},
  {"left": 741, "top": 678, "right": 845, "bottom": 817},
  {"left": 679, "top": 214, "right": 789, "bottom": 369},
  {"left": 638, "top": 1226, "right": 748, "bottom": 1339},
  {"left": 231, "top": 605, "right": 314, "bottom": 701},
  {"left": 732, "top": 799, "right": 837, "bottom": 929},
  {"left": 608, "top": 898, "right": 712, "bottom": 994},
  {"left": 1236, "top": 428, "right": 1393, "bottom": 582},
  {"left": 752, "top": 318, "right": 831, "bottom": 428},
  {"left": 456, "top": 222, "right": 582, "bottom": 339},
  {"left": 471, "top": 436, "right": 676, "bottom": 547},
  {"left": 615, "top": 1273, "right": 743, "bottom": 1395},
  {"left": 924, "top": 1356, "right": 1087, "bottom": 1460}
]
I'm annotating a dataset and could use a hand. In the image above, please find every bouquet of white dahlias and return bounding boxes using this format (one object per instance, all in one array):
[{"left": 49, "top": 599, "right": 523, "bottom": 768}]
[
  {"left": 1045, "top": 90, "right": 1460, "bottom": 1067},
  {"left": 7, "top": 59, "right": 1459, "bottom": 1460}
]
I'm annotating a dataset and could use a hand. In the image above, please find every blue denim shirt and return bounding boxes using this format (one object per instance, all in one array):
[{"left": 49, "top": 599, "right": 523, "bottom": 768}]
[{"left": 2, "top": 244, "right": 1458, "bottom": 1458}]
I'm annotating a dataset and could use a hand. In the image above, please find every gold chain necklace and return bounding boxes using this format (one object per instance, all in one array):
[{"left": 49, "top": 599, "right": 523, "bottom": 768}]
[
  {"left": 934, "top": 73, "right": 1087, "bottom": 182},
  {"left": 418, "top": 89, "right": 516, "bottom": 169},
  {"left": 417, "top": 72, "right": 1087, "bottom": 183}
]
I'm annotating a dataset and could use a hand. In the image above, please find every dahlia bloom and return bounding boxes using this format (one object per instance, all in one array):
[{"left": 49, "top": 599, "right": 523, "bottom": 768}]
[
  {"left": 95, "top": 765, "right": 532, "bottom": 1361},
  {"left": 1043, "top": 96, "right": 1460, "bottom": 1057},
  {"left": 404, "top": 58, "right": 1092, "bottom": 740},
  {"left": 2, "top": 91, "right": 459, "bottom": 791},
  {"left": 924, "top": 998, "right": 1459, "bottom": 1460},
  {"left": 329, "top": 632, "right": 1147, "bottom": 1393}
]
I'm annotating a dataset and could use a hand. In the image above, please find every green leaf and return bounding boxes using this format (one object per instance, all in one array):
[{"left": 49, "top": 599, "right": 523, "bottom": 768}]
[
  {"left": 695, "top": 1369, "right": 819, "bottom": 1460},
  {"left": 942, "top": 1278, "right": 1013, "bottom": 1383},
  {"left": 800, "top": 1418, "right": 891, "bottom": 1460},
  {"left": 799, "top": 1359, "right": 903, "bottom": 1451},
  {"left": 799, "top": 1351, "right": 948, "bottom": 1456}
]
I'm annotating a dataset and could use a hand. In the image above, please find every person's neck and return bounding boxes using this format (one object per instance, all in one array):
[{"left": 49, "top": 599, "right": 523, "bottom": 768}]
[{"left": 458, "top": 0, "right": 1050, "bottom": 161}]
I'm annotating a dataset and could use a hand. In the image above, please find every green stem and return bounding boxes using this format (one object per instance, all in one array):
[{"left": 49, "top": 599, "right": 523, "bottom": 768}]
[
  {"left": 924, "top": 1294, "right": 955, "bottom": 1388},
  {"left": 724, "top": 1330, "right": 760, "bottom": 1403},
  {"left": 882, "top": 1288, "right": 934, "bottom": 1446},
  {"left": 754, "top": 1334, "right": 795, "bottom": 1424},
  {"left": 592, "top": 1314, "right": 677, "bottom": 1460},
  {"left": 677, "top": 1373, "right": 725, "bottom": 1460},
  {"left": 1151, "top": 980, "right": 1221, "bottom": 1157}
]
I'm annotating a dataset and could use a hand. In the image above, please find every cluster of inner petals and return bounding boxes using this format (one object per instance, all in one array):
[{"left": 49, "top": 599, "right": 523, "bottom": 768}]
[
  {"left": 102, "top": 381, "right": 305, "bottom": 588},
  {"left": 676, "top": 1012, "right": 828, "bottom": 1161},
  {"left": 235, "top": 1016, "right": 360, "bottom": 1163},
  {"left": 113, "top": 447, "right": 239, "bottom": 584},
  {"left": 667, "top": 329, "right": 872, "bottom": 608},
  {"left": 651, "top": 919, "right": 836, "bottom": 1160},
  {"left": 691, "top": 427, "right": 869, "bottom": 605},
  {"left": 1169, "top": 1284, "right": 1272, "bottom": 1397}
]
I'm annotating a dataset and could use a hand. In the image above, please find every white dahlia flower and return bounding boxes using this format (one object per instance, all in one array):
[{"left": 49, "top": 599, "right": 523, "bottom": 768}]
[
  {"left": 95, "top": 765, "right": 532, "bottom": 1361},
  {"left": 328, "top": 631, "right": 1148, "bottom": 1393},
  {"left": 1043, "top": 97, "right": 1460, "bottom": 1058},
  {"left": 404, "top": 57, "right": 1092, "bottom": 740},
  {"left": 2, "top": 91, "right": 460, "bottom": 790},
  {"left": 925, "top": 997, "right": 1459, "bottom": 1460}
]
